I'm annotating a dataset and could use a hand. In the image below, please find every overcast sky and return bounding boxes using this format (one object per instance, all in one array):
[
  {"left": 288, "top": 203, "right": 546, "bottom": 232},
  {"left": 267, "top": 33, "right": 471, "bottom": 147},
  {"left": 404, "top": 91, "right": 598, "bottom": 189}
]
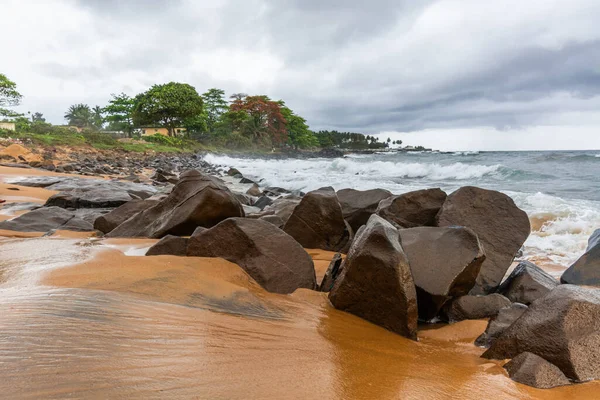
[{"left": 3, "top": 0, "right": 600, "bottom": 150}]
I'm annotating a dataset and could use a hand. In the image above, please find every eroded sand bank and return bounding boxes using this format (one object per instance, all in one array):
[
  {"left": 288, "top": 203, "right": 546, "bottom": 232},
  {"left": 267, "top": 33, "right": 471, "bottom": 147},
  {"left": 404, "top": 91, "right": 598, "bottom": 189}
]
[{"left": 0, "top": 237, "right": 591, "bottom": 399}]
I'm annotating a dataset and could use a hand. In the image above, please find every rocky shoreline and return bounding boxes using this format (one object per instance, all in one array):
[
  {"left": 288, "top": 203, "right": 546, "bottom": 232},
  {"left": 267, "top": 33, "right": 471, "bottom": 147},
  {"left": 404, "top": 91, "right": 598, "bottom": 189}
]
[{"left": 1, "top": 149, "right": 599, "bottom": 392}]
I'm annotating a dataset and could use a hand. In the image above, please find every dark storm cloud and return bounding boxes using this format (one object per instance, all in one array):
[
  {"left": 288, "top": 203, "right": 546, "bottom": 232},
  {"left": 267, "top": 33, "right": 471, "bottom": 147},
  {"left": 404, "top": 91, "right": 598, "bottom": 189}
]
[{"left": 5, "top": 0, "right": 600, "bottom": 133}]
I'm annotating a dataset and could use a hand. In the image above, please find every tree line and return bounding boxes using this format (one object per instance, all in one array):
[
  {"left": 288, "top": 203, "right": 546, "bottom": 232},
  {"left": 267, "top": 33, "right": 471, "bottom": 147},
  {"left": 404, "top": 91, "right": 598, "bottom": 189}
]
[{"left": 2, "top": 75, "right": 399, "bottom": 150}]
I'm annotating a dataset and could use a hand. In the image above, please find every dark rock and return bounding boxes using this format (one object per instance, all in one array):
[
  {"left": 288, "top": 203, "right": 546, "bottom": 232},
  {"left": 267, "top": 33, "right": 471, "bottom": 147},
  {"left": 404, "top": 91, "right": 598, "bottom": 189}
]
[
  {"left": 498, "top": 261, "right": 558, "bottom": 305},
  {"left": 107, "top": 170, "right": 244, "bottom": 238},
  {"left": 253, "top": 196, "right": 274, "bottom": 210},
  {"left": 261, "top": 198, "right": 300, "bottom": 223},
  {"left": 240, "top": 177, "right": 256, "bottom": 184},
  {"left": 262, "top": 187, "right": 290, "bottom": 197},
  {"left": 227, "top": 167, "right": 241, "bottom": 176},
  {"left": 46, "top": 189, "right": 133, "bottom": 209},
  {"left": 436, "top": 186, "right": 531, "bottom": 294},
  {"left": 319, "top": 253, "right": 343, "bottom": 292},
  {"left": 483, "top": 285, "right": 600, "bottom": 382},
  {"left": 93, "top": 199, "right": 158, "bottom": 234},
  {"left": 587, "top": 229, "right": 600, "bottom": 251},
  {"left": 0, "top": 206, "right": 93, "bottom": 232},
  {"left": 146, "top": 235, "right": 189, "bottom": 256},
  {"left": 337, "top": 188, "right": 393, "bottom": 232},
  {"left": 187, "top": 218, "right": 316, "bottom": 294},
  {"left": 376, "top": 188, "right": 447, "bottom": 228},
  {"left": 318, "top": 148, "right": 344, "bottom": 158},
  {"left": 192, "top": 226, "right": 207, "bottom": 236},
  {"left": 258, "top": 214, "right": 284, "bottom": 229},
  {"left": 504, "top": 352, "right": 571, "bottom": 389},
  {"left": 283, "top": 187, "right": 349, "bottom": 252},
  {"left": 246, "top": 183, "right": 262, "bottom": 197},
  {"left": 329, "top": 215, "right": 418, "bottom": 340},
  {"left": 475, "top": 303, "right": 529, "bottom": 348},
  {"left": 443, "top": 293, "right": 511, "bottom": 323},
  {"left": 233, "top": 192, "right": 253, "bottom": 206},
  {"left": 561, "top": 231, "right": 600, "bottom": 286},
  {"left": 399, "top": 226, "right": 485, "bottom": 321}
]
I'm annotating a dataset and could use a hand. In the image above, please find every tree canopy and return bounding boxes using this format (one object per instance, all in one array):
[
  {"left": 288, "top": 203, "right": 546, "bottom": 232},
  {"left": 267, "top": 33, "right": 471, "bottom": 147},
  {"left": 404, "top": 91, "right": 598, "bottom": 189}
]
[
  {"left": 132, "top": 82, "right": 203, "bottom": 136},
  {"left": 103, "top": 93, "right": 135, "bottom": 135},
  {"left": 64, "top": 104, "right": 93, "bottom": 128},
  {"left": 0, "top": 73, "right": 22, "bottom": 117}
]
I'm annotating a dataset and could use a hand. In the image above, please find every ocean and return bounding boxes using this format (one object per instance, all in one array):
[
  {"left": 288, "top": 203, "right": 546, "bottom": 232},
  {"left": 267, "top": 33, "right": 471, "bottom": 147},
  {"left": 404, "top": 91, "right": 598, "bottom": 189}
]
[{"left": 204, "top": 150, "right": 600, "bottom": 273}]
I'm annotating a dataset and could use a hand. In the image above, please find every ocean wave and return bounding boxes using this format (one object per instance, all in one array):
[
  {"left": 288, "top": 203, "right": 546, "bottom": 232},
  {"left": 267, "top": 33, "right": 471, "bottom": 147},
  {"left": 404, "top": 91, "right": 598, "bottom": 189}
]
[
  {"left": 203, "top": 154, "right": 502, "bottom": 185},
  {"left": 452, "top": 151, "right": 480, "bottom": 156}
]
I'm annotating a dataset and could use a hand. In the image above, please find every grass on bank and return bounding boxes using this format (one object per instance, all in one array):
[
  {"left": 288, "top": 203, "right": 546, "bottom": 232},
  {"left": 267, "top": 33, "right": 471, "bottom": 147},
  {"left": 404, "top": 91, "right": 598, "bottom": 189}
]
[{"left": 0, "top": 128, "right": 216, "bottom": 153}]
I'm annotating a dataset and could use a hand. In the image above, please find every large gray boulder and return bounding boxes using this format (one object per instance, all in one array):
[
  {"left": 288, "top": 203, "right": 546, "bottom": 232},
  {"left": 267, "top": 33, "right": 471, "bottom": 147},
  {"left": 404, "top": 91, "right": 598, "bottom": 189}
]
[
  {"left": 107, "top": 170, "right": 244, "bottom": 238},
  {"left": 504, "top": 352, "right": 571, "bottom": 389},
  {"left": 561, "top": 231, "right": 600, "bottom": 286},
  {"left": 498, "top": 261, "right": 558, "bottom": 305},
  {"left": 436, "top": 186, "right": 530, "bottom": 294},
  {"left": 337, "top": 188, "right": 393, "bottom": 232},
  {"left": 187, "top": 218, "right": 316, "bottom": 294},
  {"left": 146, "top": 235, "right": 189, "bottom": 256},
  {"left": 283, "top": 187, "right": 350, "bottom": 252},
  {"left": 45, "top": 189, "right": 134, "bottom": 209},
  {"left": 0, "top": 206, "right": 93, "bottom": 232},
  {"left": 329, "top": 215, "right": 418, "bottom": 340},
  {"left": 443, "top": 293, "right": 511, "bottom": 323},
  {"left": 93, "top": 199, "right": 158, "bottom": 234},
  {"left": 483, "top": 285, "right": 600, "bottom": 382},
  {"left": 376, "top": 188, "right": 446, "bottom": 228},
  {"left": 475, "top": 303, "right": 529, "bottom": 348},
  {"left": 399, "top": 226, "right": 485, "bottom": 321}
]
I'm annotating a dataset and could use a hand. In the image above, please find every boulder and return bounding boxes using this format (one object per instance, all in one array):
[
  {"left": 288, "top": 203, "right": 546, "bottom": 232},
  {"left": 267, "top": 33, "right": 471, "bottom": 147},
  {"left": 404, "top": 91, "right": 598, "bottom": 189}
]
[
  {"left": 337, "top": 188, "right": 393, "bottom": 232},
  {"left": 93, "top": 199, "right": 158, "bottom": 234},
  {"left": 586, "top": 229, "right": 600, "bottom": 251},
  {"left": 561, "top": 232, "right": 600, "bottom": 286},
  {"left": 261, "top": 198, "right": 300, "bottom": 223},
  {"left": 475, "top": 303, "right": 528, "bottom": 348},
  {"left": 498, "top": 261, "right": 558, "bottom": 305},
  {"left": 504, "top": 352, "right": 571, "bottom": 389},
  {"left": 442, "top": 294, "right": 511, "bottom": 323},
  {"left": 227, "top": 167, "right": 241, "bottom": 176},
  {"left": 328, "top": 215, "right": 418, "bottom": 340},
  {"left": 399, "top": 226, "right": 485, "bottom": 321},
  {"left": 283, "top": 187, "right": 349, "bottom": 252},
  {"left": 146, "top": 235, "right": 189, "bottom": 256},
  {"left": 246, "top": 183, "right": 262, "bottom": 197},
  {"left": 263, "top": 187, "right": 291, "bottom": 197},
  {"left": 258, "top": 214, "right": 285, "bottom": 229},
  {"left": 436, "top": 186, "right": 530, "bottom": 294},
  {"left": 0, "top": 206, "right": 93, "bottom": 232},
  {"left": 376, "top": 188, "right": 446, "bottom": 228},
  {"left": 319, "top": 253, "right": 343, "bottom": 292},
  {"left": 107, "top": 170, "right": 244, "bottom": 238},
  {"left": 187, "top": 218, "right": 316, "bottom": 294},
  {"left": 253, "top": 196, "right": 274, "bottom": 210},
  {"left": 483, "top": 285, "right": 600, "bottom": 382},
  {"left": 45, "top": 189, "right": 133, "bottom": 209}
]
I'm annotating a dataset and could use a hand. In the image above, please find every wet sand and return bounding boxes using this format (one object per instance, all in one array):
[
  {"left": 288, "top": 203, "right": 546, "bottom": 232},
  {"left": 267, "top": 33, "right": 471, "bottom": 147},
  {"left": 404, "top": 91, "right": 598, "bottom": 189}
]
[{"left": 0, "top": 166, "right": 597, "bottom": 398}]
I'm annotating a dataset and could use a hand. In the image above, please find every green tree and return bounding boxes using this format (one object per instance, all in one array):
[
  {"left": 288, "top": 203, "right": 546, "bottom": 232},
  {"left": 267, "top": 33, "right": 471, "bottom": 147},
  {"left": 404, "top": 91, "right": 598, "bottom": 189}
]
[
  {"left": 103, "top": 93, "right": 135, "bottom": 135},
  {"left": 92, "top": 105, "right": 104, "bottom": 130},
  {"left": 31, "top": 112, "right": 45, "bottom": 122},
  {"left": 132, "top": 82, "right": 203, "bottom": 136},
  {"left": 0, "top": 73, "right": 22, "bottom": 118},
  {"left": 280, "top": 105, "right": 318, "bottom": 149},
  {"left": 64, "top": 104, "right": 93, "bottom": 128},
  {"left": 202, "top": 88, "right": 229, "bottom": 134}
]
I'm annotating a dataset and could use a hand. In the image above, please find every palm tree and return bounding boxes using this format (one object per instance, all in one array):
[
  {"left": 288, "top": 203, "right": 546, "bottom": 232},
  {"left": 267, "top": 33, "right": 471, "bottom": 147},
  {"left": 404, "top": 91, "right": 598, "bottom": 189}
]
[
  {"left": 92, "top": 105, "right": 104, "bottom": 130},
  {"left": 64, "top": 104, "right": 92, "bottom": 128}
]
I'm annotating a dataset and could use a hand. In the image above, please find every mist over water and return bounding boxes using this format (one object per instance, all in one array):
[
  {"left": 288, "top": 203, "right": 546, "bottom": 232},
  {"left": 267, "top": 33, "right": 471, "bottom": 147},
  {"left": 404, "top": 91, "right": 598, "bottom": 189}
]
[{"left": 205, "top": 150, "right": 600, "bottom": 269}]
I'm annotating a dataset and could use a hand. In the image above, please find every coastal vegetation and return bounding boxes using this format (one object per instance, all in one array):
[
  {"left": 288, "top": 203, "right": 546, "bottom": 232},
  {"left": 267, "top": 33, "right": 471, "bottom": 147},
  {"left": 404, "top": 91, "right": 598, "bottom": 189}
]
[{"left": 0, "top": 73, "right": 398, "bottom": 153}]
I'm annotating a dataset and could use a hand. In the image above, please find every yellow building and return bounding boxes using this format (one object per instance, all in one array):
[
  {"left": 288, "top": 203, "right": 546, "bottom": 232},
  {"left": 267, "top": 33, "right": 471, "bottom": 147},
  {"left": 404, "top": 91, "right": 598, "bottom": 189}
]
[
  {"left": 0, "top": 122, "right": 16, "bottom": 131},
  {"left": 140, "top": 127, "right": 186, "bottom": 137}
]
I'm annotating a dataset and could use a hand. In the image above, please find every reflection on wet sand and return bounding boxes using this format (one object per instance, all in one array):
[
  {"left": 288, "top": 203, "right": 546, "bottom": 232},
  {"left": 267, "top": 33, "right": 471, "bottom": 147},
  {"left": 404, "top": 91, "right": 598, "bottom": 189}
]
[{"left": 0, "top": 237, "right": 595, "bottom": 398}]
